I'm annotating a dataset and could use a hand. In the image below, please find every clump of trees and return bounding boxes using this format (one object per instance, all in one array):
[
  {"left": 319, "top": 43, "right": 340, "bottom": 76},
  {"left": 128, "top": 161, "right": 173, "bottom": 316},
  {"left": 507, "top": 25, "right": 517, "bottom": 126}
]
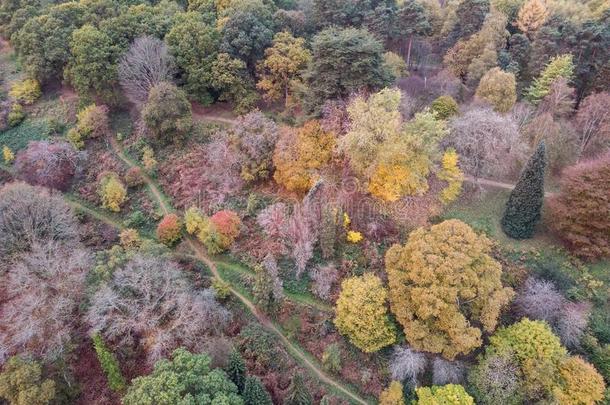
[
  {"left": 14, "top": 141, "right": 82, "bottom": 191},
  {"left": 141, "top": 82, "right": 192, "bottom": 143},
  {"left": 0, "top": 356, "right": 56, "bottom": 405}
]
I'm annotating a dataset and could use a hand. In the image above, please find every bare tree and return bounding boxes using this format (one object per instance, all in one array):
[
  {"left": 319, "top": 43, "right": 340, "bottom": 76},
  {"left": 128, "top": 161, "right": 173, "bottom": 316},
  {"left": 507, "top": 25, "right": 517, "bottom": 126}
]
[
  {"left": 468, "top": 351, "right": 523, "bottom": 405},
  {"left": 0, "top": 182, "right": 78, "bottom": 259},
  {"left": 262, "top": 254, "right": 284, "bottom": 302},
  {"left": 389, "top": 346, "right": 427, "bottom": 386},
  {"left": 118, "top": 36, "right": 175, "bottom": 107},
  {"left": 447, "top": 107, "right": 528, "bottom": 180},
  {"left": 538, "top": 78, "right": 574, "bottom": 118},
  {"left": 309, "top": 264, "right": 339, "bottom": 301},
  {"left": 87, "top": 254, "right": 231, "bottom": 364},
  {"left": 256, "top": 202, "right": 288, "bottom": 238},
  {"left": 556, "top": 302, "right": 590, "bottom": 349},
  {"left": 574, "top": 91, "right": 610, "bottom": 159},
  {"left": 284, "top": 204, "right": 317, "bottom": 278},
  {"left": 0, "top": 242, "right": 90, "bottom": 363},
  {"left": 432, "top": 357, "right": 466, "bottom": 385},
  {"left": 514, "top": 278, "right": 565, "bottom": 324}
]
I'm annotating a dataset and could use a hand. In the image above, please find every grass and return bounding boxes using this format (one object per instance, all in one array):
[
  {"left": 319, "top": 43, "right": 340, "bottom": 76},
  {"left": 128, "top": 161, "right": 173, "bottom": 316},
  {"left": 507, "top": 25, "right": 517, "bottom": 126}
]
[{"left": 0, "top": 118, "right": 50, "bottom": 151}]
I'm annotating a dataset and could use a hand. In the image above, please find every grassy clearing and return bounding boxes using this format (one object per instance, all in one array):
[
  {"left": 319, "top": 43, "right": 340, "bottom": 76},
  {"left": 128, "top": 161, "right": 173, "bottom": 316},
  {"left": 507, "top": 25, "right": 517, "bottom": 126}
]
[{"left": 0, "top": 119, "right": 50, "bottom": 151}]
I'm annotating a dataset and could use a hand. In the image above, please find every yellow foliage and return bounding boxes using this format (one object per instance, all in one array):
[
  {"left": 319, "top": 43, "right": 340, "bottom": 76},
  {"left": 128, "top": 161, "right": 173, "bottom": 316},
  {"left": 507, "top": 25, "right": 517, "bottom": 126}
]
[
  {"left": 553, "top": 356, "right": 605, "bottom": 405},
  {"left": 184, "top": 206, "right": 206, "bottom": 234},
  {"left": 385, "top": 219, "right": 514, "bottom": 359},
  {"left": 343, "top": 213, "right": 350, "bottom": 228},
  {"left": 415, "top": 384, "right": 474, "bottom": 405},
  {"left": 346, "top": 231, "right": 363, "bottom": 243},
  {"left": 475, "top": 67, "right": 517, "bottom": 113},
  {"left": 517, "top": 0, "right": 549, "bottom": 36},
  {"left": 438, "top": 149, "right": 464, "bottom": 204},
  {"left": 367, "top": 162, "right": 429, "bottom": 202},
  {"left": 141, "top": 146, "right": 157, "bottom": 172},
  {"left": 9, "top": 79, "right": 41, "bottom": 105},
  {"left": 67, "top": 128, "right": 84, "bottom": 149},
  {"left": 119, "top": 228, "right": 141, "bottom": 249},
  {"left": 99, "top": 174, "right": 127, "bottom": 212},
  {"left": 334, "top": 273, "right": 396, "bottom": 353},
  {"left": 379, "top": 381, "right": 405, "bottom": 405},
  {"left": 2, "top": 146, "right": 14, "bottom": 164}
]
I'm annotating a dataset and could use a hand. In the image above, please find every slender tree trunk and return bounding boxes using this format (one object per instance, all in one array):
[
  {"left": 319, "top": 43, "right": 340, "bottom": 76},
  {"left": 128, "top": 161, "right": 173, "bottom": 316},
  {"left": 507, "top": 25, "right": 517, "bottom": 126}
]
[{"left": 406, "top": 35, "right": 413, "bottom": 68}]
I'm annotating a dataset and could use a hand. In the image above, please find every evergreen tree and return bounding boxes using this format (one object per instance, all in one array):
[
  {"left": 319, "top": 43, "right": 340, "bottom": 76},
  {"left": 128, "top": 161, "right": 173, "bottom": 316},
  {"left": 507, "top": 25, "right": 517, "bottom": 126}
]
[
  {"left": 226, "top": 349, "right": 246, "bottom": 393},
  {"left": 501, "top": 142, "right": 546, "bottom": 239},
  {"left": 285, "top": 375, "right": 312, "bottom": 405},
  {"left": 242, "top": 376, "right": 272, "bottom": 405}
]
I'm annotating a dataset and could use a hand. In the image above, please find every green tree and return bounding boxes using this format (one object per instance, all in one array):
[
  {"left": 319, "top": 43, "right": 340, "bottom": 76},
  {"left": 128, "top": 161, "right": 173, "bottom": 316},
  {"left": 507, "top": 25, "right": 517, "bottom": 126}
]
[
  {"left": 393, "top": 0, "right": 432, "bottom": 66},
  {"left": 430, "top": 95, "right": 459, "bottom": 120},
  {"left": 122, "top": 348, "right": 243, "bottom": 405},
  {"left": 141, "top": 82, "right": 193, "bottom": 144},
  {"left": 285, "top": 374, "right": 312, "bottom": 405},
  {"left": 475, "top": 67, "right": 517, "bottom": 112},
  {"left": 526, "top": 54, "right": 574, "bottom": 104},
  {"left": 257, "top": 31, "right": 311, "bottom": 108},
  {"left": 501, "top": 141, "right": 546, "bottom": 239},
  {"left": 304, "top": 27, "right": 391, "bottom": 112},
  {"left": 65, "top": 24, "right": 117, "bottom": 101},
  {"left": 0, "top": 356, "right": 55, "bottom": 405},
  {"left": 226, "top": 349, "right": 246, "bottom": 393},
  {"left": 242, "top": 376, "right": 272, "bottom": 405},
  {"left": 209, "top": 53, "right": 258, "bottom": 113},
  {"left": 92, "top": 334, "right": 125, "bottom": 392}
]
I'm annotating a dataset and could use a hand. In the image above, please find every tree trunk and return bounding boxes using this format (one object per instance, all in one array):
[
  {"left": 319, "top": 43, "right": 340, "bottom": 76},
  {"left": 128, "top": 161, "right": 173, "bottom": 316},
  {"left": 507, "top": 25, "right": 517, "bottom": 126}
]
[{"left": 406, "top": 35, "right": 413, "bottom": 68}]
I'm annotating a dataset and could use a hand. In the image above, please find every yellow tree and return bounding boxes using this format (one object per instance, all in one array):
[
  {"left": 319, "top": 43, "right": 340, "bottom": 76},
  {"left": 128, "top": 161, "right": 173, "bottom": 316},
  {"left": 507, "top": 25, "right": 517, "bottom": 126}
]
[
  {"left": 438, "top": 148, "right": 464, "bottom": 204},
  {"left": 257, "top": 31, "right": 311, "bottom": 108},
  {"left": 334, "top": 273, "right": 396, "bottom": 353},
  {"left": 516, "top": 0, "right": 549, "bottom": 37},
  {"left": 475, "top": 67, "right": 517, "bottom": 112},
  {"left": 379, "top": 381, "right": 406, "bottom": 405},
  {"left": 385, "top": 219, "right": 514, "bottom": 359},
  {"left": 98, "top": 173, "right": 127, "bottom": 212},
  {"left": 553, "top": 356, "right": 605, "bottom": 405}
]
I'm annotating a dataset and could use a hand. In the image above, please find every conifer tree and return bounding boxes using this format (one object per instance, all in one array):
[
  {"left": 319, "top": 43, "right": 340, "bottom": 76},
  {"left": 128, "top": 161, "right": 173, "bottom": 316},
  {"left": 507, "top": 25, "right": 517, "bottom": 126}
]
[
  {"left": 516, "top": 0, "right": 549, "bottom": 38},
  {"left": 242, "top": 376, "right": 273, "bottom": 405},
  {"left": 285, "top": 375, "right": 312, "bottom": 405},
  {"left": 526, "top": 55, "right": 574, "bottom": 104},
  {"left": 501, "top": 142, "right": 546, "bottom": 239},
  {"left": 226, "top": 349, "right": 246, "bottom": 393}
]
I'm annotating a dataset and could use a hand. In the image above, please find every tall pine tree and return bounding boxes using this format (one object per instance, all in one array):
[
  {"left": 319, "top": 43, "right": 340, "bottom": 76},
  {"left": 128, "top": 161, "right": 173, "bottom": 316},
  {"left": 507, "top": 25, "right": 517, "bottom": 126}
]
[
  {"left": 501, "top": 142, "right": 546, "bottom": 239},
  {"left": 226, "top": 349, "right": 246, "bottom": 393},
  {"left": 242, "top": 376, "right": 273, "bottom": 405},
  {"left": 285, "top": 375, "right": 313, "bottom": 405}
]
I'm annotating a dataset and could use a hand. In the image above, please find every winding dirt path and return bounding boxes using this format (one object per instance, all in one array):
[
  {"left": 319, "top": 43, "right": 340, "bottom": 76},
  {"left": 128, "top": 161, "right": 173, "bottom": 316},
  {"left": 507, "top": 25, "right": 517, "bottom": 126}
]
[
  {"left": 106, "top": 137, "right": 370, "bottom": 405},
  {"left": 464, "top": 176, "right": 556, "bottom": 198}
]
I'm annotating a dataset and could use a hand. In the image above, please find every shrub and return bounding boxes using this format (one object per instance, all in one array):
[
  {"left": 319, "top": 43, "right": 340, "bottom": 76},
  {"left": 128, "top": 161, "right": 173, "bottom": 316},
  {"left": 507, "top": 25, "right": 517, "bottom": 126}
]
[
  {"left": 383, "top": 51, "right": 407, "bottom": 79},
  {"left": 9, "top": 79, "right": 41, "bottom": 105},
  {"left": 0, "top": 182, "right": 78, "bottom": 258},
  {"left": 8, "top": 103, "right": 25, "bottom": 127},
  {"left": 475, "top": 67, "right": 517, "bottom": 113},
  {"left": 76, "top": 104, "right": 110, "bottom": 138},
  {"left": 322, "top": 343, "right": 341, "bottom": 374},
  {"left": 119, "top": 228, "right": 140, "bottom": 249},
  {"left": 432, "top": 358, "right": 466, "bottom": 385},
  {"left": 237, "top": 323, "right": 277, "bottom": 369},
  {"left": 430, "top": 95, "right": 459, "bottom": 120},
  {"left": 98, "top": 173, "right": 127, "bottom": 212},
  {"left": 124, "top": 167, "right": 144, "bottom": 187},
  {"left": 438, "top": 148, "right": 464, "bottom": 204},
  {"left": 212, "top": 278, "right": 232, "bottom": 300},
  {"left": 285, "top": 374, "right": 312, "bottom": 405},
  {"left": 156, "top": 213, "right": 182, "bottom": 246},
  {"left": 0, "top": 356, "right": 55, "bottom": 405},
  {"left": 197, "top": 210, "right": 241, "bottom": 253},
  {"left": 141, "top": 145, "right": 157, "bottom": 172},
  {"left": 468, "top": 350, "right": 523, "bottom": 405},
  {"left": 14, "top": 140, "right": 81, "bottom": 191},
  {"left": 310, "top": 264, "right": 339, "bottom": 301},
  {"left": 414, "top": 384, "right": 474, "bottom": 404},
  {"left": 92, "top": 334, "right": 126, "bottom": 392},
  {"left": 2, "top": 145, "right": 14, "bottom": 164}
]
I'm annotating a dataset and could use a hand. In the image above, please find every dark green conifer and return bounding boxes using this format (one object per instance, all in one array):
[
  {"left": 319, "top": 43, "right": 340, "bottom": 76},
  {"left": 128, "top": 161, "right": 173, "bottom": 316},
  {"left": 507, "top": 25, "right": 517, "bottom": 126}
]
[
  {"left": 242, "top": 376, "right": 272, "bottom": 405},
  {"left": 501, "top": 141, "right": 546, "bottom": 239},
  {"left": 226, "top": 349, "right": 246, "bottom": 393},
  {"left": 285, "top": 374, "right": 312, "bottom": 405}
]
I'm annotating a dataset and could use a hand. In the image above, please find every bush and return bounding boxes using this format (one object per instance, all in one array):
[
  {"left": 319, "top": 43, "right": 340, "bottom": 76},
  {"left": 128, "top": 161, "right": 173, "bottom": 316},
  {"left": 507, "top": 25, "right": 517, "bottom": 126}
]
[
  {"left": 414, "top": 384, "right": 474, "bottom": 404},
  {"left": 2, "top": 145, "right": 14, "bottom": 164},
  {"left": 430, "top": 95, "right": 459, "bottom": 120},
  {"left": 9, "top": 79, "right": 41, "bottom": 105},
  {"left": 141, "top": 82, "right": 192, "bottom": 143},
  {"left": 8, "top": 103, "right": 25, "bottom": 127},
  {"left": 76, "top": 104, "right": 110, "bottom": 138},
  {"left": 0, "top": 356, "right": 55, "bottom": 405},
  {"left": 14, "top": 140, "right": 81, "bottom": 191},
  {"left": 92, "top": 334, "right": 126, "bottom": 392},
  {"left": 119, "top": 228, "right": 140, "bottom": 249},
  {"left": 379, "top": 381, "right": 406, "bottom": 405},
  {"left": 98, "top": 173, "right": 127, "bottom": 212},
  {"left": 156, "top": 213, "right": 182, "bottom": 246},
  {"left": 124, "top": 167, "right": 144, "bottom": 187},
  {"left": 322, "top": 343, "right": 341, "bottom": 374},
  {"left": 389, "top": 346, "right": 427, "bottom": 386},
  {"left": 197, "top": 210, "right": 241, "bottom": 253}
]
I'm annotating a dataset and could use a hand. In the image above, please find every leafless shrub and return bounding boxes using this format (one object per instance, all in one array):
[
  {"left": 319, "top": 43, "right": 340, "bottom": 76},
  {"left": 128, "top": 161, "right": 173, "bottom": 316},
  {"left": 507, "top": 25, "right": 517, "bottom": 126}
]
[
  {"left": 514, "top": 278, "right": 565, "bottom": 324},
  {"left": 556, "top": 302, "right": 590, "bottom": 349},
  {"left": 432, "top": 357, "right": 466, "bottom": 385},
  {"left": 284, "top": 204, "right": 317, "bottom": 278},
  {"left": 309, "top": 263, "right": 339, "bottom": 301},
  {"left": 87, "top": 254, "right": 231, "bottom": 364},
  {"left": 262, "top": 254, "right": 284, "bottom": 302},
  {"left": 257, "top": 202, "right": 288, "bottom": 238},
  {"left": 0, "top": 182, "right": 78, "bottom": 259},
  {"left": 511, "top": 101, "right": 536, "bottom": 131},
  {"left": 447, "top": 107, "right": 528, "bottom": 180},
  {"left": 0, "top": 242, "right": 90, "bottom": 363},
  {"left": 118, "top": 36, "right": 175, "bottom": 107},
  {"left": 468, "top": 351, "right": 522, "bottom": 404},
  {"left": 389, "top": 345, "right": 427, "bottom": 386}
]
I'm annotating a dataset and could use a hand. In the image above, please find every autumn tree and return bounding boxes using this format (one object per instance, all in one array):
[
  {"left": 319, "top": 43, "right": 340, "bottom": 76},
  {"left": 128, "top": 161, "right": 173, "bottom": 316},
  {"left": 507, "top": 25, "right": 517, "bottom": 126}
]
[
  {"left": 549, "top": 153, "right": 610, "bottom": 260},
  {"left": 468, "top": 349, "right": 523, "bottom": 405},
  {"left": 334, "top": 273, "right": 396, "bottom": 353},
  {"left": 14, "top": 140, "right": 81, "bottom": 191},
  {"left": 141, "top": 82, "right": 193, "bottom": 143},
  {"left": 98, "top": 172, "right": 127, "bottom": 213},
  {"left": 414, "top": 384, "right": 474, "bottom": 405},
  {"left": 273, "top": 121, "right": 335, "bottom": 194},
  {"left": 156, "top": 213, "right": 182, "bottom": 246},
  {"left": 208, "top": 53, "right": 258, "bottom": 113},
  {"left": 379, "top": 381, "right": 405, "bottom": 405},
  {"left": 437, "top": 148, "right": 464, "bottom": 204},
  {"left": 385, "top": 219, "right": 514, "bottom": 359},
  {"left": 118, "top": 36, "right": 175, "bottom": 107},
  {"left": 67, "top": 104, "right": 110, "bottom": 149},
  {"left": 430, "top": 95, "right": 459, "bottom": 120},
  {"left": 0, "top": 356, "right": 55, "bottom": 405},
  {"left": 257, "top": 31, "right": 311, "bottom": 108},
  {"left": 574, "top": 91, "right": 610, "bottom": 159},
  {"left": 516, "top": 0, "right": 549, "bottom": 38},
  {"left": 501, "top": 141, "right": 546, "bottom": 239},
  {"left": 525, "top": 54, "right": 574, "bottom": 104},
  {"left": 553, "top": 356, "right": 605, "bottom": 405},
  {"left": 475, "top": 67, "right": 517, "bottom": 113}
]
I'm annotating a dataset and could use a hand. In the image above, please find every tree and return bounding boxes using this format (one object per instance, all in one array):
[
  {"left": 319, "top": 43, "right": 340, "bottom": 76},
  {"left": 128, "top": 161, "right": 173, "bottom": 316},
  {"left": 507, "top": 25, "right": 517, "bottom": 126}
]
[
  {"left": 273, "top": 121, "right": 335, "bottom": 194},
  {"left": 501, "top": 141, "right": 546, "bottom": 239},
  {"left": 284, "top": 204, "right": 317, "bottom": 278},
  {"left": 156, "top": 213, "right": 182, "bottom": 246},
  {"left": 468, "top": 349, "right": 523, "bottom": 405},
  {"left": 252, "top": 254, "right": 284, "bottom": 314},
  {"left": 303, "top": 27, "right": 391, "bottom": 112},
  {"left": 574, "top": 91, "right": 610, "bottom": 159},
  {"left": 122, "top": 348, "right": 243, "bottom": 405},
  {"left": 432, "top": 358, "right": 466, "bottom": 386},
  {"left": 65, "top": 24, "right": 117, "bottom": 100},
  {"left": 0, "top": 182, "right": 78, "bottom": 258},
  {"left": 514, "top": 278, "right": 565, "bottom": 324},
  {"left": 257, "top": 31, "right": 311, "bottom": 108},
  {"left": 379, "top": 381, "right": 405, "bottom": 405},
  {"left": 87, "top": 255, "right": 231, "bottom": 363},
  {"left": 0, "top": 242, "right": 90, "bottom": 362},
  {"left": 285, "top": 374, "right": 312, "bottom": 405},
  {"left": 14, "top": 140, "right": 81, "bottom": 191},
  {"left": 516, "top": 0, "right": 548, "bottom": 37},
  {"left": 437, "top": 148, "right": 464, "bottom": 204},
  {"left": 393, "top": 0, "right": 432, "bottom": 66},
  {"left": 383, "top": 51, "right": 407, "bottom": 80},
  {"left": 0, "top": 356, "right": 55, "bottom": 405},
  {"left": 525, "top": 54, "right": 574, "bottom": 104},
  {"left": 242, "top": 376, "right": 272, "bottom": 405},
  {"left": 385, "top": 220, "right": 514, "bottom": 359},
  {"left": 414, "top": 384, "right": 474, "bottom": 405},
  {"left": 98, "top": 172, "right": 127, "bottom": 213},
  {"left": 549, "top": 153, "right": 610, "bottom": 260},
  {"left": 226, "top": 349, "right": 246, "bottom": 393},
  {"left": 321, "top": 343, "right": 341, "bottom": 373},
  {"left": 553, "top": 356, "right": 605, "bottom": 405},
  {"left": 334, "top": 273, "right": 396, "bottom": 353},
  {"left": 69, "top": 104, "right": 111, "bottom": 148},
  {"left": 92, "top": 334, "right": 126, "bottom": 392},
  {"left": 209, "top": 53, "right": 258, "bottom": 113},
  {"left": 430, "top": 95, "right": 459, "bottom": 120},
  {"left": 3, "top": 145, "right": 14, "bottom": 164},
  {"left": 310, "top": 263, "right": 339, "bottom": 301},
  {"left": 141, "top": 82, "right": 193, "bottom": 143},
  {"left": 389, "top": 346, "right": 427, "bottom": 386},
  {"left": 256, "top": 202, "right": 288, "bottom": 238},
  {"left": 118, "top": 36, "right": 175, "bottom": 107},
  {"left": 475, "top": 67, "right": 517, "bottom": 112}
]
